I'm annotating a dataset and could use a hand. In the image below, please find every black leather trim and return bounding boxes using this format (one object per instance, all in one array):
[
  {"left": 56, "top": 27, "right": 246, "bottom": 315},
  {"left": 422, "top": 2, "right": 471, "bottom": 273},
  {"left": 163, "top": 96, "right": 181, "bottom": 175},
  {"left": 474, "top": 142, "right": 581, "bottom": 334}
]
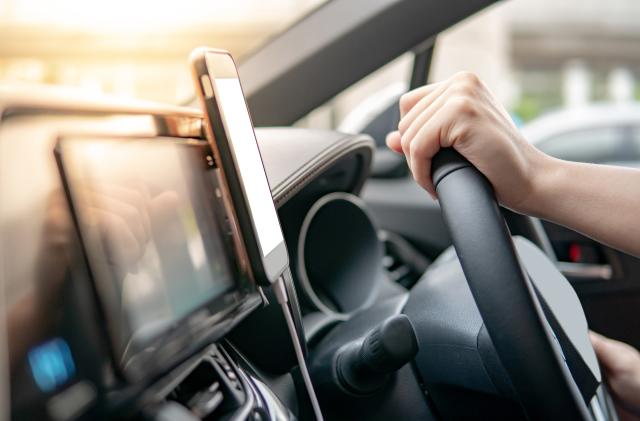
[{"left": 256, "top": 128, "right": 375, "bottom": 208}]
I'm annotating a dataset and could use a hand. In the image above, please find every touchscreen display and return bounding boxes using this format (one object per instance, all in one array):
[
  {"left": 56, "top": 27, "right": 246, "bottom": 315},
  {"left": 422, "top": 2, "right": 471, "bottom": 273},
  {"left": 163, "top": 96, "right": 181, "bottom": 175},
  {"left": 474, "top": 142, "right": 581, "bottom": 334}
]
[
  {"left": 206, "top": 53, "right": 284, "bottom": 257},
  {"left": 57, "top": 137, "right": 236, "bottom": 364}
]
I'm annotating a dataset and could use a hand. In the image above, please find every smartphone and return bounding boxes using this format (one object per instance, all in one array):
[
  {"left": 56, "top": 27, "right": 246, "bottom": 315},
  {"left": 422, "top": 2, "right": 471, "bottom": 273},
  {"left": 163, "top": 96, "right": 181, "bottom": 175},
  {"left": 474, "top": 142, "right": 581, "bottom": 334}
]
[{"left": 190, "top": 48, "right": 288, "bottom": 285}]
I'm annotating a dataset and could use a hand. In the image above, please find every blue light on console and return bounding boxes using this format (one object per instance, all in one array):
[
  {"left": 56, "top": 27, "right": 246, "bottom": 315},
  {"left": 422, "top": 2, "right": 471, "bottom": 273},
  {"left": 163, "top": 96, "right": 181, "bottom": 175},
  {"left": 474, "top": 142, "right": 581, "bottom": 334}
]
[{"left": 28, "top": 338, "right": 76, "bottom": 393}]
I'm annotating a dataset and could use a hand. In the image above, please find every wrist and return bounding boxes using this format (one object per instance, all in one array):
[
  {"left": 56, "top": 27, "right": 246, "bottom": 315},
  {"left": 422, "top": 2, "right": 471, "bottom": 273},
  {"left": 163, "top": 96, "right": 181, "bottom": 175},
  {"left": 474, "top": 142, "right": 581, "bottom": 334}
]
[{"left": 518, "top": 151, "right": 565, "bottom": 218}]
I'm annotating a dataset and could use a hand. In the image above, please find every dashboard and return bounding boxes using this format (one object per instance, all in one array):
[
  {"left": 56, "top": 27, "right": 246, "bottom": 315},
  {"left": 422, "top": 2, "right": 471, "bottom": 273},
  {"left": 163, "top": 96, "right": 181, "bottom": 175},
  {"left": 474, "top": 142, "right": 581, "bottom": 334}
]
[
  {"left": 2, "top": 90, "right": 416, "bottom": 420},
  {"left": 2, "top": 85, "right": 625, "bottom": 421}
]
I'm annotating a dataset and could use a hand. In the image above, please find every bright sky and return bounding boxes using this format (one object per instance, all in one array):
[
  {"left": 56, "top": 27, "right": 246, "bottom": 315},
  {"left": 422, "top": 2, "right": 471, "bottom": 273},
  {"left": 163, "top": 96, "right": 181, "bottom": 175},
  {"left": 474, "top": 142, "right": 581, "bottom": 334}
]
[
  {"left": 0, "top": 0, "right": 326, "bottom": 102},
  {"left": 0, "top": 0, "right": 323, "bottom": 31}
]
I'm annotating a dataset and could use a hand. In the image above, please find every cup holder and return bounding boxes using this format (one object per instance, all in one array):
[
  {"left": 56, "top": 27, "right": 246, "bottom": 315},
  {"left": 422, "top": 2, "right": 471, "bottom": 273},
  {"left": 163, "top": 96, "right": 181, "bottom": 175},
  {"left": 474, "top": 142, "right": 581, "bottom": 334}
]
[{"left": 297, "top": 192, "right": 384, "bottom": 319}]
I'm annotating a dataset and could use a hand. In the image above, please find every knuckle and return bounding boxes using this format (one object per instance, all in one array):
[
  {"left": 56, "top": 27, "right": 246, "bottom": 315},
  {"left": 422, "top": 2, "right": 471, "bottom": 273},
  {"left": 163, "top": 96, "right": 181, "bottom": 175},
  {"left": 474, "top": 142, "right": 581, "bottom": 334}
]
[
  {"left": 398, "top": 118, "right": 409, "bottom": 133},
  {"left": 453, "top": 80, "right": 478, "bottom": 98},
  {"left": 400, "top": 134, "right": 411, "bottom": 152},
  {"left": 409, "top": 139, "right": 424, "bottom": 158},
  {"left": 451, "top": 75, "right": 481, "bottom": 98},
  {"left": 448, "top": 96, "right": 476, "bottom": 116},
  {"left": 455, "top": 71, "right": 481, "bottom": 86},
  {"left": 451, "top": 121, "right": 471, "bottom": 144}
]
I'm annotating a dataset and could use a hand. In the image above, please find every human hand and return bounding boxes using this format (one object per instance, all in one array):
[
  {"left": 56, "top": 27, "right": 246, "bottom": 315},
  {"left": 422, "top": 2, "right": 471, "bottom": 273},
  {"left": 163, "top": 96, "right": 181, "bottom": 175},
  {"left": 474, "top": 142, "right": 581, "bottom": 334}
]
[
  {"left": 386, "top": 71, "right": 550, "bottom": 213},
  {"left": 82, "top": 183, "right": 178, "bottom": 271},
  {"left": 590, "top": 331, "right": 640, "bottom": 420}
]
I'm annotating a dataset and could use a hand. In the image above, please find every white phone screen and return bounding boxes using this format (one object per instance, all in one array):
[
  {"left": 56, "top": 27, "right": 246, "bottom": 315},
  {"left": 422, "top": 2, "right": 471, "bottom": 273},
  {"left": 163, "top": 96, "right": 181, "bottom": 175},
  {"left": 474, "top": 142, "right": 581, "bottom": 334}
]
[{"left": 210, "top": 70, "right": 283, "bottom": 257}]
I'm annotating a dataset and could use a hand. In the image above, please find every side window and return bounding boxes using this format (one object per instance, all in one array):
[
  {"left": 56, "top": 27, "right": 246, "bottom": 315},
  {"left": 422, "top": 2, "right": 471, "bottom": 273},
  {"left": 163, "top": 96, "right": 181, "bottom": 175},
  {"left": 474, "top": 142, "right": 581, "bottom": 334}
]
[
  {"left": 629, "top": 127, "right": 640, "bottom": 159},
  {"left": 536, "top": 126, "right": 624, "bottom": 163},
  {"left": 294, "top": 53, "right": 413, "bottom": 134}
]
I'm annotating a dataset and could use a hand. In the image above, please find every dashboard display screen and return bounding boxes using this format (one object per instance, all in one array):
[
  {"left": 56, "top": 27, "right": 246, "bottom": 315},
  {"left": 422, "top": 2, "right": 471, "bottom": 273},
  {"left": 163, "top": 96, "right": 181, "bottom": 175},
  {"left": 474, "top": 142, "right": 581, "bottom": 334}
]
[
  {"left": 206, "top": 53, "right": 283, "bottom": 257},
  {"left": 56, "top": 137, "right": 240, "bottom": 373}
]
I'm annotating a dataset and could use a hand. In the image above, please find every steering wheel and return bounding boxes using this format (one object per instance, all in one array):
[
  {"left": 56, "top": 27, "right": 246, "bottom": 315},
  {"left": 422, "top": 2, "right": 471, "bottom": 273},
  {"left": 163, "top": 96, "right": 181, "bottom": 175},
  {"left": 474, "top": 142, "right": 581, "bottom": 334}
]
[{"left": 429, "top": 149, "right": 603, "bottom": 420}]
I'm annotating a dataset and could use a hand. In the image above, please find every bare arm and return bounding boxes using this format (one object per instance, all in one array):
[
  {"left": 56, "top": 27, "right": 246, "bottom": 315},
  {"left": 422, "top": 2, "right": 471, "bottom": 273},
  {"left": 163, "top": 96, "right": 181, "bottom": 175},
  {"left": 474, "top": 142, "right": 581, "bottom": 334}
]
[
  {"left": 387, "top": 71, "right": 640, "bottom": 257},
  {"left": 531, "top": 158, "right": 640, "bottom": 257}
]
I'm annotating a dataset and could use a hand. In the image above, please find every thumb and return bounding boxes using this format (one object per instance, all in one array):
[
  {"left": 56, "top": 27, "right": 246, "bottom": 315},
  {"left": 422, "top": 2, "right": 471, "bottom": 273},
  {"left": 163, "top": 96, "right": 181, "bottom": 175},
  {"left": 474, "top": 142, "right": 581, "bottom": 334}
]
[
  {"left": 386, "top": 130, "right": 403, "bottom": 153},
  {"left": 590, "top": 331, "right": 635, "bottom": 375}
]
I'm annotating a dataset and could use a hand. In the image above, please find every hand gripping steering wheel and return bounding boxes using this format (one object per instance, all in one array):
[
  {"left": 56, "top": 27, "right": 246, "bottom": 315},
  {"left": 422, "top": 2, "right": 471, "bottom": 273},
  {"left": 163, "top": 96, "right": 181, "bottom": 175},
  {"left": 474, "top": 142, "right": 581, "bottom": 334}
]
[{"left": 430, "top": 149, "right": 607, "bottom": 420}]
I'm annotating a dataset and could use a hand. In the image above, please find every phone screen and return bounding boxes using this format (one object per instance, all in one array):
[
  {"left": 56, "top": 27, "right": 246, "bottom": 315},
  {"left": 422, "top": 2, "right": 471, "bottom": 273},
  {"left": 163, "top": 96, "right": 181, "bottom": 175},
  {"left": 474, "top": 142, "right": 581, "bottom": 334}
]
[{"left": 206, "top": 53, "right": 284, "bottom": 258}]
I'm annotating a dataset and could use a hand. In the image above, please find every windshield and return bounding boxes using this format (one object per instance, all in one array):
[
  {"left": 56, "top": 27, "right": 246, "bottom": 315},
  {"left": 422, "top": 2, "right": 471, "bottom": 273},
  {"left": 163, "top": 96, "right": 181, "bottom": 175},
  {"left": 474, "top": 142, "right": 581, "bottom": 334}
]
[{"left": 0, "top": 0, "right": 326, "bottom": 104}]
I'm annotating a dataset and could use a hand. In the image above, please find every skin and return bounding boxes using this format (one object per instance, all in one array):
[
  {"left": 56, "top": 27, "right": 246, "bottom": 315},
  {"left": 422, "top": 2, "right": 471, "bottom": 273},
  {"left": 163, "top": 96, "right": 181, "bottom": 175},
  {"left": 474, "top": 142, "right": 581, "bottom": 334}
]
[
  {"left": 590, "top": 332, "right": 640, "bottom": 420},
  {"left": 386, "top": 71, "right": 640, "bottom": 256},
  {"left": 387, "top": 71, "right": 640, "bottom": 417}
]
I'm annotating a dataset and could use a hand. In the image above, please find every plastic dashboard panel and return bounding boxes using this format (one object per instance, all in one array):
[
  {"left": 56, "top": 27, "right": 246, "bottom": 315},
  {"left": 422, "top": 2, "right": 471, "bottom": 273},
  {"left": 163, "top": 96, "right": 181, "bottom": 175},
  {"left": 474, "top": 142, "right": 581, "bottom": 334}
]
[
  {"left": 0, "top": 88, "right": 376, "bottom": 419},
  {"left": 228, "top": 128, "right": 375, "bottom": 374},
  {"left": 256, "top": 127, "right": 375, "bottom": 208}
]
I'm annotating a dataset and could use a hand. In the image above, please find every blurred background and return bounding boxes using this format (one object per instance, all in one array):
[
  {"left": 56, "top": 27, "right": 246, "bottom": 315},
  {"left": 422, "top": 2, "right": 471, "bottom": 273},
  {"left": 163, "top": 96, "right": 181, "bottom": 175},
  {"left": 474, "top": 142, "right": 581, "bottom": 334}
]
[
  {"left": 2, "top": 0, "right": 640, "bottom": 133},
  {"left": 0, "top": 0, "right": 324, "bottom": 104}
]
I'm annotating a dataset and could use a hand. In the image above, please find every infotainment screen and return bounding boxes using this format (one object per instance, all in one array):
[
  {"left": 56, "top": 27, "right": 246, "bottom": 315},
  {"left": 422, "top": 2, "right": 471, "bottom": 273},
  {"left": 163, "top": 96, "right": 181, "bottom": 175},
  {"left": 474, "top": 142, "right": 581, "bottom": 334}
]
[{"left": 54, "top": 136, "right": 258, "bottom": 380}]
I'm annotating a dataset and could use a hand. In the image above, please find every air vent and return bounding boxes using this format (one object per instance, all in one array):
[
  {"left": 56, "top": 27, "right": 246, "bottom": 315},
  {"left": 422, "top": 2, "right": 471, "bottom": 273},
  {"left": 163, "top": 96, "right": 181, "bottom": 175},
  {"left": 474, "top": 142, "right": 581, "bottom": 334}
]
[
  {"left": 380, "top": 230, "right": 430, "bottom": 289},
  {"left": 167, "top": 347, "right": 245, "bottom": 420}
]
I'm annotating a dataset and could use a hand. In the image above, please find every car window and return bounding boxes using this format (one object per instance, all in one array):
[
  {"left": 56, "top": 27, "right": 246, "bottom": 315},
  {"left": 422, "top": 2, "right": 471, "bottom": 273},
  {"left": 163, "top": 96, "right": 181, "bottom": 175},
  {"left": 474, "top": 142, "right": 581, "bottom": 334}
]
[
  {"left": 628, "top": 127, "right": 640, "bottom": 159},
  {"left": 295, "top": 53, "right": 413, "bottom": 131},
  {"left": 298, "top": 0, "right": 640, "bottom": 141},
  {"left": 536, "top": 126, "right": 628, "bottom": 163}
]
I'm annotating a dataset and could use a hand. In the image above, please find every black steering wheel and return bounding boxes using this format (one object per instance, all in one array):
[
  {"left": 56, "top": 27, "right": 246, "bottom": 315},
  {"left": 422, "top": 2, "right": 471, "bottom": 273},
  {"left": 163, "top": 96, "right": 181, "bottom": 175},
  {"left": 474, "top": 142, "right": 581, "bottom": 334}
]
[{"left": 429, "top": 149, "right": 602, "bottom": 420}]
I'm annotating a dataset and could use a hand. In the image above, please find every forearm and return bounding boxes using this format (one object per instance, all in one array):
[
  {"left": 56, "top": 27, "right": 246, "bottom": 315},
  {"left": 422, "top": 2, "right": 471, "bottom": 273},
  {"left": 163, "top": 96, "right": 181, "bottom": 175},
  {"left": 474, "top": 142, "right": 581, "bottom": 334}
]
[
  {"left": 390, "top": 73, "right": 640, "bottom": 257},
  {"left": 526, "top": 157, "right": 640, "bottom": 257}
]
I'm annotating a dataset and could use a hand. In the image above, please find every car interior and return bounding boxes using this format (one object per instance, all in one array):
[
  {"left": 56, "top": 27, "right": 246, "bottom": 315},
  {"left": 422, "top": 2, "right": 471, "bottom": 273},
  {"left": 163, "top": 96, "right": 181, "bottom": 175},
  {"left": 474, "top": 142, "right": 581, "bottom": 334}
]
[{"left": 2, "top": 0, "right": 640, "bottom": 420}]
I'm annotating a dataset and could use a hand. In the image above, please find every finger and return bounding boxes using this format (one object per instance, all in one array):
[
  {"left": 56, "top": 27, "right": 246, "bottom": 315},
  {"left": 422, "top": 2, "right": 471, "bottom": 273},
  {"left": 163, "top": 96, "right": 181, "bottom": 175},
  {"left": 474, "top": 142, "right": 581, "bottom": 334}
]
[
  {"left": 400, "top": 129, "right": 413, "bottom": 171},
  {"left": 88, "top": 184, "right": 150, "bottom": 236},
  {"left": 590, "top": 331, "right": 638, "bottom": 375},
  {"left": 399, "top": 80, "right": 452, "bottom": 134},
  {"left": 399, "top": 82, "right": 444, "bottom": 118},
  {"left": 148, "top": 191, "right": 181, "bottom": 245},
  {"left": 131, "top": 181, "right": 153, "bottom": 239},
  {"left": 400, "top": 83, "right": 456, "bottom": 149},
  {"left": 94, "top": 210, "right": 143, "bottom": 266},
  {"left": 589, "top": 331, "right": 608, "bottom": 358},
  {"left": 148, "top": 191, "right": 180, "bottom": 228},
  {"left": 90, "top": 194, "right": 148, "bottom": 249},
  {"left": 92, "top": 183, "right": 146, "bottom": 208},
  {"left": 92, "top": 183, "right": 151, "bottom": 239},
  {"left": 408, "top": 106, "right": 453, "bottom": 198},
  {"left": 400, "top": 88, "right": 446, "bottom": 173},
  {"left": 386, "top": 131, "right": 403, "bottom": 153},
  {"left": 410, "top": 153, "right": 436, "bottom": 200},
  {"left": 150, "top": 191, "right": 180, "bottom": 213}
]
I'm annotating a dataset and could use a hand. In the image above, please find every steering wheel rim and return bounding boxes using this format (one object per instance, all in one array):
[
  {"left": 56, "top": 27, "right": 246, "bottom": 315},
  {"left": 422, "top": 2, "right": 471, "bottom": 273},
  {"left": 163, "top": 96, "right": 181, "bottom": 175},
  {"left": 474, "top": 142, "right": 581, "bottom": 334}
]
[{"left": 431, "top": 149, "right": 592, "bottom": 420}]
